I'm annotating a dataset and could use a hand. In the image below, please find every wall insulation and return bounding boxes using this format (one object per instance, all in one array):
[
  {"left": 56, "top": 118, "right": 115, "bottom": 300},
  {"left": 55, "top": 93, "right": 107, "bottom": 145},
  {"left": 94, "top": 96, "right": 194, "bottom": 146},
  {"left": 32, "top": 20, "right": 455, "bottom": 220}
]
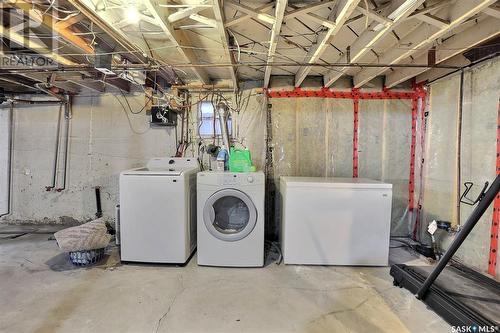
[
  {"left": 422, "top": 56, "right": 500, "bottom": 276},
  {"left": 269, "top": 96, "right": 412, "bottom": 238}
]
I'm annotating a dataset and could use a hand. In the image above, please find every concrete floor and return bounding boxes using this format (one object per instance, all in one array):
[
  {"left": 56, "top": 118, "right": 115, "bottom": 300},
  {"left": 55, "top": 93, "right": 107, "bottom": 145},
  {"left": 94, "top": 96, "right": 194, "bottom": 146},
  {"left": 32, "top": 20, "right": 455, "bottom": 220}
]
[{"left": 0, "top": 230, "right": 450, "bottom": 333}]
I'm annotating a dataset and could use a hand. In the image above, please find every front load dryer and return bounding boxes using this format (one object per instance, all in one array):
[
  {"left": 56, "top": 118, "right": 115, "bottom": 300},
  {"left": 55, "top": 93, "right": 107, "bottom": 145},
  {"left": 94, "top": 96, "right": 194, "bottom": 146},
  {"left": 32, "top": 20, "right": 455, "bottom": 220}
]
[
  {"left": 119, "top": 157, "right": 199, "bottom": 263},
  {"left": 197, "top": 171, "right": 265, "bottom": 267}
]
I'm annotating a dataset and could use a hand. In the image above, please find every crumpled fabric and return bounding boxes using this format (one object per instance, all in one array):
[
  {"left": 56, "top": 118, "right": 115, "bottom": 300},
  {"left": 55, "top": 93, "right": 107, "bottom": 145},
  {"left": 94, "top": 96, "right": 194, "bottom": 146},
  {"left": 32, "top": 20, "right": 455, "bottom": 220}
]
[{"left": 54, "top": 218, "right": 111, "bottom": 252}]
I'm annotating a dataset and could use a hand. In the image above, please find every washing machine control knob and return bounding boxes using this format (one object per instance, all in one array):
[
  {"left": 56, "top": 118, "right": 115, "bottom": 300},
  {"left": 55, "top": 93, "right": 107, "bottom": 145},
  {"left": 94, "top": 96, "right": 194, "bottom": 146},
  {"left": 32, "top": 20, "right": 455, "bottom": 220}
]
[{"left": 247, "top": 176, "right": 254, "bottom": 183}]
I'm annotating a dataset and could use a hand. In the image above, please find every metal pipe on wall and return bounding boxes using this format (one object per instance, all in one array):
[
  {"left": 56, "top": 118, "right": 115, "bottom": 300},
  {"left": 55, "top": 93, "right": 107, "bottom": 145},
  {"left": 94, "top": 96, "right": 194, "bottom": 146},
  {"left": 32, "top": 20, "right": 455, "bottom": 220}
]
[
  {"left": 46, "top": 103, "right": 63, "bottom": 191},
  {"left": 11, "top": 99, "right": 62, "bottom": 105},
  {"left": 0, "top": 102, "right": 14, "bottom": 218},
  {"left": 217, "top": 102, "right": 231, "bottom": 152},
  {"left": 56, "top": 96, "right": 72, "bottom": 192}
]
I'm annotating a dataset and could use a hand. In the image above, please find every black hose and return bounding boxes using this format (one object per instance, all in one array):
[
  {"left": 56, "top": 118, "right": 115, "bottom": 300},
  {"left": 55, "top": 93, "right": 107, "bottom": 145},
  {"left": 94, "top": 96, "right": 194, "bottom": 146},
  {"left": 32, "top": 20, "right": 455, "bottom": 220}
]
[{"left": 95, "top": 187, "right": 103, "bottom": 218}]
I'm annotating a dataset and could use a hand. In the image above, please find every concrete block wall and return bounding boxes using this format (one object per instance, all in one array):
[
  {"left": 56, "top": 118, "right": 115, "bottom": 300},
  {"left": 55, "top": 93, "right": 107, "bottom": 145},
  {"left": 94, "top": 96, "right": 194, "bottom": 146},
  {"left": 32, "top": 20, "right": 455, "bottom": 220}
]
[{"left": 0, "top": 91, "right": 175, "bottom": 224}]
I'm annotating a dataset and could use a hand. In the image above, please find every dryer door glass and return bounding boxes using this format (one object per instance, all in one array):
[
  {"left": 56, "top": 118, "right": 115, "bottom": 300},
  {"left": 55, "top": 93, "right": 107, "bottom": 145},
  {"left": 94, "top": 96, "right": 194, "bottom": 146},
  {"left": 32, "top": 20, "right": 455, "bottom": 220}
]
[
  {"left": 213, "top": 196, "right": 249, "bottom": 234},
  {"left": 203, "top": 189, "right": 257, "bottom": 242}
]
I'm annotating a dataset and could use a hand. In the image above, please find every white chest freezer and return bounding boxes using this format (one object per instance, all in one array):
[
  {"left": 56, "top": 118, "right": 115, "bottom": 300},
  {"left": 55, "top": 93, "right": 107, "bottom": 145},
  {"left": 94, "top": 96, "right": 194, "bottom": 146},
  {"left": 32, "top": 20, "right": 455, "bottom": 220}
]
[{"left": 280, "top": 177, "right": 393, "bottom": 266}]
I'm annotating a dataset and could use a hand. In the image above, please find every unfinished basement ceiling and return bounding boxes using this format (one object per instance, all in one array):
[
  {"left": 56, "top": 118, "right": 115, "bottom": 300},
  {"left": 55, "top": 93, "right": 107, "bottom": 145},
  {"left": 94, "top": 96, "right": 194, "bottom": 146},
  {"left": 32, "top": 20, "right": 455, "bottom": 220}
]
[{"left": 0, "top": 0, "right": 499, "bottom": 92}]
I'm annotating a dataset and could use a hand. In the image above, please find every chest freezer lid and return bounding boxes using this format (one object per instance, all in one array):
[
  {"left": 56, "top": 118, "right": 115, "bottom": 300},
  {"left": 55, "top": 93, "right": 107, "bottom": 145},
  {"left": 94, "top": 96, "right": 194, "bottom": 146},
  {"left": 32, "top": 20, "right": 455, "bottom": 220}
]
[{"left": 280, "top": 177, "right": 392, "bottom": 189}]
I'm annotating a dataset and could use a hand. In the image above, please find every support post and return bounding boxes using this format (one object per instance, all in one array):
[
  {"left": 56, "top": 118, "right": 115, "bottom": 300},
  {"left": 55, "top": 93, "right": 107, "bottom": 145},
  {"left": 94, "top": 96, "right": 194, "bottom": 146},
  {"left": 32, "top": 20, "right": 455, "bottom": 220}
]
[
  {"left": 409, "top": 94, "right": 418, "bottom": 215},
  {"left": 414, "top": 88, "right": 428, "bottom": 240},
  {"left": 488, "top": 98, "right": 500, "bottom": 277},
  {"left": 352, "top": 88, "right": 360, "bottom": 178}
]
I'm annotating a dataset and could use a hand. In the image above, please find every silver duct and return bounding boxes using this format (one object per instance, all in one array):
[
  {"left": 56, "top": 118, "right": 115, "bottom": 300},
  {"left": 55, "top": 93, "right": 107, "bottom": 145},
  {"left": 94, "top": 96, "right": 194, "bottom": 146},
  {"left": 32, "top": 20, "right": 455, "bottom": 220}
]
[{"left": 216, "top": 101, "right": 231, "bottom": 153}]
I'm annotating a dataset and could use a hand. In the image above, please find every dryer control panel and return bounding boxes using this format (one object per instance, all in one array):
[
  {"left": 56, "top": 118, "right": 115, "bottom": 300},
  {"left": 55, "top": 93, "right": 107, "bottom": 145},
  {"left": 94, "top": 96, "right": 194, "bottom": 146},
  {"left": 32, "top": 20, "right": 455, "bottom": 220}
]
[
  {"left": 220, "top": 172, "right": 264, "bottom": 186},
  {"left": 197, "top": 171, "right": 265, "bottom": 186}
]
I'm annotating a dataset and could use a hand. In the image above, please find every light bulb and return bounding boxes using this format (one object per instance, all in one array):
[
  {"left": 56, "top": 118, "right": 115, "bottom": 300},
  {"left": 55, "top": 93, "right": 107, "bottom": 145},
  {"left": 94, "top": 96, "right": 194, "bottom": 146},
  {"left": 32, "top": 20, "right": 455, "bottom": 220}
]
[{"left": 126, "top": 6, "right": 140, "bottom": 24}]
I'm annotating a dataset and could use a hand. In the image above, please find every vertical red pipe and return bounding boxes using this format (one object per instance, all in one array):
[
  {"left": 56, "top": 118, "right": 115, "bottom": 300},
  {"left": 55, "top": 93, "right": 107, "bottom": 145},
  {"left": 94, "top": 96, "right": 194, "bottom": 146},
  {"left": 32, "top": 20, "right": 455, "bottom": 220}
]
[
  {"left": 488, "top": 98, "right": 500, "bottom": 277},
  {"left": 353, "top": 89, "right": 360, "bottom": 178},
  {"left": 409, "top": 95, "right": 418, "bottom": 238}
]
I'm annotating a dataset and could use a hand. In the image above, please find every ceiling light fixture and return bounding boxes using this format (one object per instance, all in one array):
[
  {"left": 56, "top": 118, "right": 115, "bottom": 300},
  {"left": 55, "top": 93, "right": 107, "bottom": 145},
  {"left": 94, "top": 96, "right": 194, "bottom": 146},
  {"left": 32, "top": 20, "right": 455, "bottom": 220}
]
[{"left": 126, "top": 4, "right": 140, "bottom": 24}]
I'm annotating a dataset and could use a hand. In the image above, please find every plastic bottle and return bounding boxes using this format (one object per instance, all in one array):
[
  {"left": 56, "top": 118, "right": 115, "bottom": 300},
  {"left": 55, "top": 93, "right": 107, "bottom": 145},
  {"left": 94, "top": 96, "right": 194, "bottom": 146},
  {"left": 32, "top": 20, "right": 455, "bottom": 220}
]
[{"left": 216, "top": 146, "right": 229, "bottom": 171}]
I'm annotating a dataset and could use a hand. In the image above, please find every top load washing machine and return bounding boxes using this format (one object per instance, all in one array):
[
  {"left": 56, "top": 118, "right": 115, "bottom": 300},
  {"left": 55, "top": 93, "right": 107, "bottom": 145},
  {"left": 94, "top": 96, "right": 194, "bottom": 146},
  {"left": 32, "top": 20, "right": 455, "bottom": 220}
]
[
  {"left": 119, "top": 157, "right": 199, "bottom": 263},
  {"left": 197, "top": 171, "right": 265, "bottom": 267}
]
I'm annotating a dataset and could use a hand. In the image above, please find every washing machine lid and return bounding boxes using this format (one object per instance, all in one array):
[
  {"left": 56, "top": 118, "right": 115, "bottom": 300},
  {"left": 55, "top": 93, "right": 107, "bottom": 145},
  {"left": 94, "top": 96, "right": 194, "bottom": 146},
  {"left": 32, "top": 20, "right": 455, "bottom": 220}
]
[
  {"left": 146, "top": 157, "right": 198, "bottom": 170},
  {"left": 203, "top": 188, "right": 257, "bottom": 242},
  {"left": 122, "top": 157, "right": 199, "bottom": 176},
  {"left": 121, "top": 167, "right": 184, "bottom": 176}
]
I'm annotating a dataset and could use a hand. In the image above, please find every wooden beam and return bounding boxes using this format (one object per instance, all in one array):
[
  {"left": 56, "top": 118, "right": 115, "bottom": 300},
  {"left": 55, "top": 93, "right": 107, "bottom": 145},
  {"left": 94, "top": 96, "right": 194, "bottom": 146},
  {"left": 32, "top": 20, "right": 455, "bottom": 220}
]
[
  {"left": 225, "top": 0, "right": 276, "bottom": 25},
  {"left": 353, "top": 0, "right": 497, "bottom": 87},
  {"left": 284, "top": 1, "right": 336, "bottom": 21},
  {"left": 483, "top": 6, "right": 500, "bottom": 19},
  {"left": 323, "top": 0, "right": 425, "bottom": 87},
  {"left": 417, "top": 13, "right": 450, "bottom": 28},
  {"left": 408, "top": 0, "right": 453, "bottom": 18},
  {"left": 385, "top": 16, "right": 500, "bottom": 87},
  {"left": 51, "top": 71, "right": 131, "bottom": 93},
  {"left": 167, "top": 5, "right": 207, "bottom": 23},
  {"left": 69, "top": 79, "right": 106, "bottom": 92},
  {"left": 264, "top": 0, "right": 288, "bottom": 88},
  {"left": 143, "top": 0, "right": 210, "bottom": 84},
  {"left": 225, "top": 3, "right": 275, "bottom": 28},
  {"left": 104, "top": 77, "right": 131, "bottom": 92},
  {"left": 303, "top": 12, "right": 337, "bottom": 29},
  {"left": 160, "top": 4, "right": 212, "bottom": 8},
  {"left": 16, "top": 73, "right": 81, "bottom": 94},
  {"left": 0, "top": 75, "right": 39, "bottom": 91},
  {"left": 295, "top": 0, "right": 362, "bottom": 87},
  {"left": 67, "top": 0, "right": 148, "bottom": 64},
  {"left": 415, "top": 54, "right": 471, "bottom": 83},
  {"left": 54, "top": 14, "right": 85, "bottom": 30},
  {"left": 212, "top": 0, "right": 238, "bottom": 89},
  {"left": 189, "top": 14, "right": 217, "bottom": 28},
  {"left": 356, "top": 4, "right": 393, "bottom": 25},
  {"left": 10, "top": 1, "right": 93, "bottom": 54},
  {"left": 0, "top": 25, "right": 76, "bottom": 65}
]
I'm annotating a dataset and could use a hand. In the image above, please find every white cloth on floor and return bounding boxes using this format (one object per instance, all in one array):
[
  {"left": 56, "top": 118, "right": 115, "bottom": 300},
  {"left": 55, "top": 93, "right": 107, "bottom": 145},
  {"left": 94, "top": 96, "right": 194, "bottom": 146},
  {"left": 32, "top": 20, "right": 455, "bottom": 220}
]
[{"left": 54, "top": 218, "right": 111, "bottom": 252}]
